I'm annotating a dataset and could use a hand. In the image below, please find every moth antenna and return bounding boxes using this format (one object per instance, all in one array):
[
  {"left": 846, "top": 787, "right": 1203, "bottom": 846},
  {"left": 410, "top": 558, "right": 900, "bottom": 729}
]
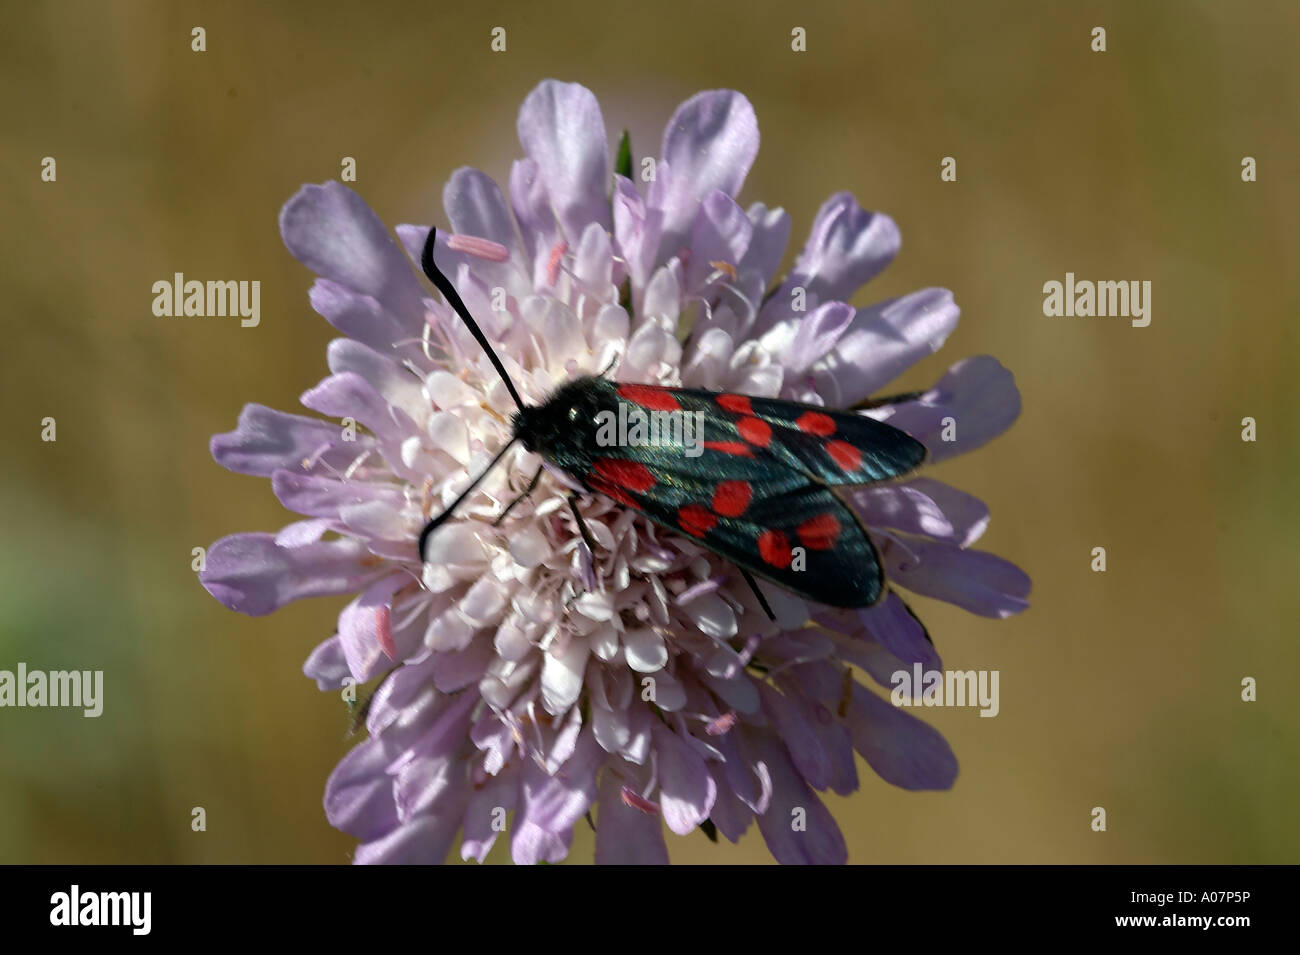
[
  {"left": 739, "top": 568, "right": 776, "bottom": 622},
  {"left": 420, "top": 227, "right": 526, "bottom": 413},
  {"left": 418, "top": 439, "right": 519, "bottom": 562}
]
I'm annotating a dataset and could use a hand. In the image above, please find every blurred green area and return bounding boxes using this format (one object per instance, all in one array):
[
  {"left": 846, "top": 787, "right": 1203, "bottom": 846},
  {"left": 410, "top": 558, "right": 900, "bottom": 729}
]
[{"left": 1, "top": 0, "right": 1297, "bottom": 863}]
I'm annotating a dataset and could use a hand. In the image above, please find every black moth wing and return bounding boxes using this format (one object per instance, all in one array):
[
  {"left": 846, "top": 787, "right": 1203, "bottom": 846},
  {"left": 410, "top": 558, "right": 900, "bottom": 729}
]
[
  {"left": 562, "top": 381, "right": 926, "bottom": 608},
  {"left": 620, "top": 476, "right": 886, "bottom": 608},
  {"left": 703, "top": 389, "right": 929, "bottom": 485}
]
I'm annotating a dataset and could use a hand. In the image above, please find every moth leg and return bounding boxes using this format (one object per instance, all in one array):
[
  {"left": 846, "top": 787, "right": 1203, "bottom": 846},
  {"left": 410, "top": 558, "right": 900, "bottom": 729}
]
[
  {"left": 739, "top": 568, "right": 776, "bottom": 622},
  {"left": 566, "top": 494, "right": 601, "bottom": 595},
  {"left": 851, "top": 390, "right": 925, "bottom": 410},
  {"left": 493, "top": 465, "right": 543, "bottom": 527},
  {"left": 567, "top": 494, "right": 599, "bottom": 553}
]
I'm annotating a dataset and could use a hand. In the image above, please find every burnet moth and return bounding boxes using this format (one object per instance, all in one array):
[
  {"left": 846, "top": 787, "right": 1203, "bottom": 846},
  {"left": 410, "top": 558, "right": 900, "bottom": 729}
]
[{"left": 416, "top": 227, "right": 928, "bottom": 611}]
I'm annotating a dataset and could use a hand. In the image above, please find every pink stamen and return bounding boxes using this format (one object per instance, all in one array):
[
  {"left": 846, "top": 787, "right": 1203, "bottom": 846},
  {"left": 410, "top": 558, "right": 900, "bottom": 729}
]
[
  {"left": 447, "top": 233, "right": 510, "bottom": 262},
  {"left": 376, "top": 605, "right": 397, "bottom": 659},
  {"left": 546, "top": 240, "right": 568, "bottom": 287},
  {"left": 705, "top": 710, "right": 738, "bottom": 736},
  {"left": 620, "top": 787, "right": 660, "bottom": 815}
]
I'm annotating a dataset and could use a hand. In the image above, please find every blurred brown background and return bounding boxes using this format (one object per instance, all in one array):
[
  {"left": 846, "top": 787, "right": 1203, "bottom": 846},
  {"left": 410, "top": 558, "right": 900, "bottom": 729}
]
[{"left": 1, "top": 0, "right": 1296, "bottom": 863}]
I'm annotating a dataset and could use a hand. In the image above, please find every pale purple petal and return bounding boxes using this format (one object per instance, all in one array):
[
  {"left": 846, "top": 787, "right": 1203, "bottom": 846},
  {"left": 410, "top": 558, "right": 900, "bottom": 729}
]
[
  {"left": 510, "top": 819, "right": 573, "bottom": 865},
  {"left": 509, "top": 158, "right": 561, "bottom": 281},
  {"left": 651, "top": 722, "right": 716, "bottom": 835},
  {"left": 744, "top": 729, "right": 847, "bottom": 864},
  {"left": 337, "top": 573, "right": 410, "bottom": 681},
  {"left": 393, "top": 753, "right": 455, "bottom": 821},
  {"left": 885, "top": 536, "right": 1031, "bottom": 618},
  {"left": 393, "top": 691, "right": 480, "bottom": 783},
  {"left": 779, "top": 301, "right": 855, "bottom": 376},
  {"left": 850, "top": 477, "right": 990, "bottom": 548},
  {"left": 540, "top": 632, "right": 590, "bottom": 714},
  {"left": 211, "top": 404, "right": 374, "bottom": 477},
  {"left": 442, "top": 166, "right": 525, "bottom": 257},
  {"left": 519, "top": 727, "right": 602, "bottom": 833},
  {"left": 812, "top": 288, "right": 959, "bottom": 406},
  {"left": 758, "top": 682, "right": 831, "bottom": 791},
  {"left": 517, "top": 80, "right": 610, "bottom": 240},
  {"left": 594, "top": 770, "right": 670, "bottom": 864},
  {"left": 900, "top": 477, "right": 990, "bottom": 547},
  {"left": 200, "top": 532, "right": 382, "bottom": 616},
  {"left": 854, "top": 593, "right": 941, "bottom": 669},
  {"left": 655, "top": 90, "right": 759, "bottom": 264},
  {"left": 326, "top": 338, "right": 428, "bottom": 424},
  {"left": 868, "top": 355, "right": 1021, "bottom": 463},
  {"left": 308, "top": 279, "right": 411, "bottom": 355},
  {"left": 274, "top": 518, "right": 334, "bottom": 547},
  {"left": 704, "top": 769, "right": 754, "bottom": 842},
  {"left": 354, "top": 812, "right": 463, "bottom": 865},
  {"left": 432, "top": 638, "right": 494, "bottom": 693},
  {"left": 821, "top": 626, "right": 919, "bottom": 691},
  {"left": 741, "top": 202, "right": 791, "bottom": 284},
  {"left": 686, "top": 190, "right": 753, "bottom": 291},
  {"left": 854, "top": 483, "right": 952, "bottom": 542},
  {"left": 460, "top": 770, "right": 518, "bottom": 863},
  {"left": 789, "top": 192, "right": 900, "bottom": 304},
  {"left": 714, "top": 726, "right": 769, "bottom": 813},
  {"left": 279, "top": 182, "right": 425, "bottom": 331},
  {"left": 573, "top": 221, "right": 614, "bottom": 294},
  {"left": 324, "top": 737, "right": 397, "bottom": 840},
  {"left": 300, "top": 371, "right": 416, "bottom": 446},
  {"left": 303, "top": 635, "right": 351, "bottom": 691},
  {"left": 612, "top": 175, "right": 662, "bottom": 296},
  {"left": 271, "top": 469, "right": 403, "bottom": 518},
  {"left": 366, "top": 652, "right": 441, "bottom": 736},
  {"left": 844, "top": 681, "right": 958, "bottom": 790}
]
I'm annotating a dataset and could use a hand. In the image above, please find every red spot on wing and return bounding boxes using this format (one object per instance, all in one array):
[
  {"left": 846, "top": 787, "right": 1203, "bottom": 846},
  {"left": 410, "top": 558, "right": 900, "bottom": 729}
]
[
  {"left": 592, "top": 458, "right": 656, "bottom": 492},
  {"left": 711, "top": 480, "right": 752, "bottom": 517},
  {"left": 827, "top": 439, "right": 862, "bottom": 472},
  {"left": 758, "top": 530, "right": 792, "bottom": 569},
  {"left": 737, "top": 416, "right": 772, "bottom": 447},
  {"left": 587, "top": 477, "right": 637, "bottom": 508},
  {"left": 617, "top": 383, "right": 681, "bottom": 412},
  {"left": 797, "top": 513, "right": 842, "bottom": 550},
  {"left": 796, "top": 411, "right": 836, "bottom": 436},
  {"left": 716, "top": 394, "right": 753, "bottom": 415},
  {"left": 704, "top": 441, "right": 754, "bottom": 457},
  {"left": 678, "top": 505, "right": 718, "bottom": 537}
]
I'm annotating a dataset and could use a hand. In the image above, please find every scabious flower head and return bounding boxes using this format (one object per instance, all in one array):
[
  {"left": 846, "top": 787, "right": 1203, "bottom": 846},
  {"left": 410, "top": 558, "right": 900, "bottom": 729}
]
[{"left": 201, "top": 80, "right": 1030, "bottom": 864}]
